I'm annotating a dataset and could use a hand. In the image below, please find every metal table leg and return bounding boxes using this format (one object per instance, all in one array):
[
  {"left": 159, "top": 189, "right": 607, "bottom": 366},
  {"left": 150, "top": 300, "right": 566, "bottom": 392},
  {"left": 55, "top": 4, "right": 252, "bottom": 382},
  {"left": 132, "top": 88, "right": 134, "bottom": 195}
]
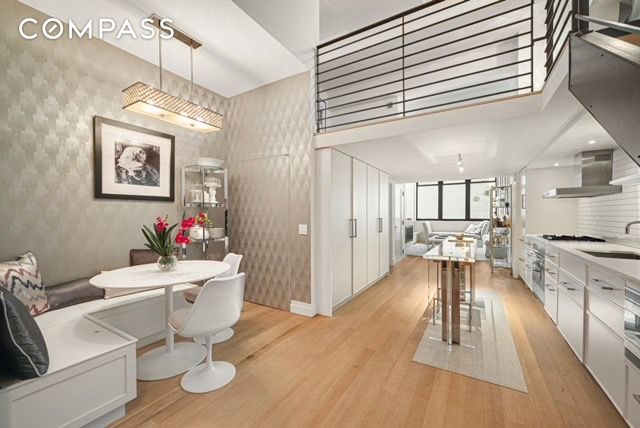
[{"left": 451, "top": 262, "right": 461, "bottom": 344}]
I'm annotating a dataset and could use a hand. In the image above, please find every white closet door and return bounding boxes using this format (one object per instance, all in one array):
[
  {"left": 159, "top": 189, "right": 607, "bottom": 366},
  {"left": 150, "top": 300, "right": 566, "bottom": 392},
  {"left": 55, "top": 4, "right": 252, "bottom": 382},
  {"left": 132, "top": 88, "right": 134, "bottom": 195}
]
[
  {"left": 352, "top": 159, "right": 368, "bottom": 294},
  {"left": 367, "top": 166, "right": 380, "bottom": 284},
  {"left": 379, "top": 172, "right": 390, "bottom": 276},
  {"left": 331, "top": 151, "right": 353, "bottom": 307}
]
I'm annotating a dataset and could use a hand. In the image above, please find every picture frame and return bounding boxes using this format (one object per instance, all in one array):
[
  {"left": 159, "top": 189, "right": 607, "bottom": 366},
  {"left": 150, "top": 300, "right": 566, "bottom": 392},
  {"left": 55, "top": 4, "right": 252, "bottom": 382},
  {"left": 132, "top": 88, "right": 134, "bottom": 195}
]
[{"left": 94, "top": 116, "right": 175, "bottom": 201}]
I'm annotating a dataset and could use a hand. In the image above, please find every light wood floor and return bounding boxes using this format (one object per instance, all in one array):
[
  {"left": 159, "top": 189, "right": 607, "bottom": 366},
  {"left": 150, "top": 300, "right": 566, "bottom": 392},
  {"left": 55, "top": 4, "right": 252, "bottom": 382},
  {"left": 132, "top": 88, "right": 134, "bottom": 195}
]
[{"left": 114, "top": 257, "right": 626, "bottom": 427}]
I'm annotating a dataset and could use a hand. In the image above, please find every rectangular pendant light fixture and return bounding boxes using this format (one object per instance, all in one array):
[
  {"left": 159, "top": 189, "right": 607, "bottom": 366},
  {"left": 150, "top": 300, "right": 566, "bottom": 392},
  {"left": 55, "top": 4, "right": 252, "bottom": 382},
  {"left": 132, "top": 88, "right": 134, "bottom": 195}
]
[
  {"left": 122, "top": 15, "right": 222, "bottom": 133},
  {"left": 123, "top": 82, "right": 222, "bottom": 132}
]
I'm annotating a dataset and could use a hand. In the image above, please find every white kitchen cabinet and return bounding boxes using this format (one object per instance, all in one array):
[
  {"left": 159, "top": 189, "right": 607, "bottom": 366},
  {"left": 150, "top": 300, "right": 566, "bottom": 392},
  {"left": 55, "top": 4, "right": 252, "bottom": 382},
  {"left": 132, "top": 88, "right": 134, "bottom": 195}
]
[
  {"left": 315, "top": 149, "right": 391, "bottom": 315},
  {"left": 367, "top": 166, "right": 380, "bottom": 284},
  {"left": 588, "top": 285, "right": 624, "bottom": 337},
  {"left": 544, "top": 276, "right": 558, "bottom": 324},
  {"left": 352, "top": 159, "right": 368, "bottom": 294},
  {"left": 626, "top": 351, "right": 640, "bottom": 428},
  {"left": 557, "top": 281, "right": 584, "bottom": 361},
  {"left": 585, "top": 311, "right": 625, "bottom": 413},
  {"left": 379, "top": 172, "right": 390, "bottom": 277},
  {"left": 329, "top": 151, "right": 353, "bottom": 307}
]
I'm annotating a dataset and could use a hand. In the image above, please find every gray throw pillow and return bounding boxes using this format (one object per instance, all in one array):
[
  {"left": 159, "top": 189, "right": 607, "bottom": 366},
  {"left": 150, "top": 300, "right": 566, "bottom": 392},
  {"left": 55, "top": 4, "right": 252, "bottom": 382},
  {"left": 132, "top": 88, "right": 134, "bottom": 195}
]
[{"left": 0, "top": 287, "right": 49, "bottom": 379}]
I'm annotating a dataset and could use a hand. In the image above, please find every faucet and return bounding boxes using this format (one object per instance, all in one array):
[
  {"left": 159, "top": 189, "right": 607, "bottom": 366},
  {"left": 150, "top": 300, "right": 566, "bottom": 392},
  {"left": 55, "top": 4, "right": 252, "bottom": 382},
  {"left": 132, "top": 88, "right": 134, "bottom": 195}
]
[{"left": 626, "top": 221, "right": 640, "bottom": 234}]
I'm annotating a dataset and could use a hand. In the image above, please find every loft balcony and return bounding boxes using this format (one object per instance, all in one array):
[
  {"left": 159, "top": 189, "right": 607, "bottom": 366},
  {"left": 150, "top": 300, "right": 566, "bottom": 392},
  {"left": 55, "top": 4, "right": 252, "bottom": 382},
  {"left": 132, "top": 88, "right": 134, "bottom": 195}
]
[{"left": 315, "top": 0, "right": 576, "bottom": 133}]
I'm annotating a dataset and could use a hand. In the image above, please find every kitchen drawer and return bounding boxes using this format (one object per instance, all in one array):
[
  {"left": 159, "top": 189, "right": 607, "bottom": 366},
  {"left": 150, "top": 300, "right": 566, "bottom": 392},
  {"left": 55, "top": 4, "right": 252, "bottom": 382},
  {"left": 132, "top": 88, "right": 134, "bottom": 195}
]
[
  {"left": 544, "top": 276, "right": 559, "bottom": 324},
  {"left": 558, "top": 286, "right": 584, "bottom": 361},
  {"left": 589, "top": 266, "right": 625, "bottom": 308},
  {"left": 560, "top": 252, "right": 586, "bottom": 284},
  {"left": 545, "top": 258, "right": 559, "bottom": 280},
  {"left": 626, "top": 350, "right": 640, "bottom": 428},
  {"left": 585, "top": 312, "right": 624, "bottom": 414},
  {"left": 588, "top": 285, "right": 624, "bottom": 338},
  {"left": 559, "top": 269, "right": 585, "bottom": 307},
  {"left": 544, "top": 247, "right": 559, "bottom": 266}
]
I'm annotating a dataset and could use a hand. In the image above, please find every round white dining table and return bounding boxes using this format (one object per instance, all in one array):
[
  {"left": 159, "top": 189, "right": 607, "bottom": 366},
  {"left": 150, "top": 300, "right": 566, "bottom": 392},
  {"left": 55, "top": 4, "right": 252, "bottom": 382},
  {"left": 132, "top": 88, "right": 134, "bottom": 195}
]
[{"left": 90, "top": 260, "right": 230, "bottom": 381}]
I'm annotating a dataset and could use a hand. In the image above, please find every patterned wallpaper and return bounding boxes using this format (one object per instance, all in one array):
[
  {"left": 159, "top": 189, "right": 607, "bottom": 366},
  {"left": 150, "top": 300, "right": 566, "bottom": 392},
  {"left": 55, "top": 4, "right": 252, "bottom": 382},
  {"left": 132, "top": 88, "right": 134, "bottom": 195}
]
[
  {"left": 577, "top": 149, "right": 640, "bottom": 240},
  {"left": 0, "top": 1, "right": 227, "bottom": 285},
  {"left": 226, "top": 72, "right": 314, "bottom": 307}
]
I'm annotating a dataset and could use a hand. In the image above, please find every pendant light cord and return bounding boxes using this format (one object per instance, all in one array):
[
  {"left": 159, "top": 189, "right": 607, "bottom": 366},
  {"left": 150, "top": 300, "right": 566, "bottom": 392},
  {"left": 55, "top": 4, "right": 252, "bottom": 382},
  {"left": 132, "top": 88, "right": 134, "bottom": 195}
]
[
  {"left": 158, "top": 32, "right": 163, "bottom": 90},
  {"left": 190, "top": 44, "right": 194, "bottom": 101}
]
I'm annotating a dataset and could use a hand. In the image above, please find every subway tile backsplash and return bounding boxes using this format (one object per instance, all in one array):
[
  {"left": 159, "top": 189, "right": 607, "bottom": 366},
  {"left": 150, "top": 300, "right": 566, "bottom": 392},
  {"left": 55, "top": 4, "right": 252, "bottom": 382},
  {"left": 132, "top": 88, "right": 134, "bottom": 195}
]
[{"left": 577, "top": 149, "right": 640, "bottom": 239}]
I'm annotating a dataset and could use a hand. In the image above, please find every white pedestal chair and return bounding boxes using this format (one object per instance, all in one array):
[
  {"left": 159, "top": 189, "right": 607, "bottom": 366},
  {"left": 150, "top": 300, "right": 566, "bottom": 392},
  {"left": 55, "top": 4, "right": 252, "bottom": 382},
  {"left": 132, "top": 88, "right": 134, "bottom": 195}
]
[
  {"left": 169, "top": 273, "right": 245, "bottom": 393},
  {"left": 184, "top": 253, "right": 243, "bottom": 344}
]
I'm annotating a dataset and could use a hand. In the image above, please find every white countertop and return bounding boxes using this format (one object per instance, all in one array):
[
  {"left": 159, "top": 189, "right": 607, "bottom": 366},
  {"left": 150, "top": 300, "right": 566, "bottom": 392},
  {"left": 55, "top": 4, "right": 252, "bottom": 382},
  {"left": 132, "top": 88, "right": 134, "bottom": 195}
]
[
  {"left": 423, "top": 237, "right": 477, "bottom": 262},
  {"left": 526, "top": 234, "right": 640, "bottom": 285}
]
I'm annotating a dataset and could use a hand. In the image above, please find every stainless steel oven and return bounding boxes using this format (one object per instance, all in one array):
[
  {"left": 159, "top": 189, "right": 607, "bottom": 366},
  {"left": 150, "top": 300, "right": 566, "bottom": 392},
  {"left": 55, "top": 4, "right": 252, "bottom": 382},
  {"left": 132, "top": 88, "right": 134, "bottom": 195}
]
[
  {"left": 532, "top": 244, "right": 545, "bottom": 302},
  {"left": 625, "top": 285, "right": 640, "bottom": 356}
]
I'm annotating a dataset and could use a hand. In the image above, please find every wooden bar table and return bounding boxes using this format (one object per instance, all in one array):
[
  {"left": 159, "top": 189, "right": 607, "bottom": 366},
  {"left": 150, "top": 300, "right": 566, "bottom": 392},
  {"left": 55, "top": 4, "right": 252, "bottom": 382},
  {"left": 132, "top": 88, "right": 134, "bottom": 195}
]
[{"left": 423, "top": 237, "right": 477, "bottom": 345}]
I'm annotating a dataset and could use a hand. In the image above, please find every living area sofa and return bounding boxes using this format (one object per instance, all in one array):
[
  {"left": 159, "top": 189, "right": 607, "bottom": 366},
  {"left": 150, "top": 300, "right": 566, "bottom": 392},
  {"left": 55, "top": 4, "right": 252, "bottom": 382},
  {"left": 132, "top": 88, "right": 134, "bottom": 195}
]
[
  {"left": 421, "top": 220, "right": 490, "bottom": 248},
  {"left": 0, "top": 276, "right": 194, "bottom": 428}
]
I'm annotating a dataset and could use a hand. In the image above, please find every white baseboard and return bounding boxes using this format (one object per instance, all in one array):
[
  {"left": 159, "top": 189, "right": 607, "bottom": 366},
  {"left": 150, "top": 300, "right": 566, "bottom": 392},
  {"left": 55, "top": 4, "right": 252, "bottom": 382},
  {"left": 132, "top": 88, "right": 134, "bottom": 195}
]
[{"left": 290, "top": 300, "right": 317, "bottom": 317}]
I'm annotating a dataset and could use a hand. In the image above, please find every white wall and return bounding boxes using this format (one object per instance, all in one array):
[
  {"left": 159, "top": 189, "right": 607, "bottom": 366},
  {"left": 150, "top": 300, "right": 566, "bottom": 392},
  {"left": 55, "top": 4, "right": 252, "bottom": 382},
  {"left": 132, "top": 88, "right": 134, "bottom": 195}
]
[
  {"left": 525, "top": 166, "right": 577, "bottom": 235},
  {"left": 577, "top": 149, "right": 640, "bottom": 239}
]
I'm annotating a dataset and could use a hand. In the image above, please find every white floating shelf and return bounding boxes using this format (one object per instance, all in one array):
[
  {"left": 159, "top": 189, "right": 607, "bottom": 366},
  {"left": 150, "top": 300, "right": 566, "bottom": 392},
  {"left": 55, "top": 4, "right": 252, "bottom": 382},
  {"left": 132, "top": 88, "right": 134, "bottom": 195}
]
[{"left": 610, "top": 173, "right": 640, "bottom": 185}]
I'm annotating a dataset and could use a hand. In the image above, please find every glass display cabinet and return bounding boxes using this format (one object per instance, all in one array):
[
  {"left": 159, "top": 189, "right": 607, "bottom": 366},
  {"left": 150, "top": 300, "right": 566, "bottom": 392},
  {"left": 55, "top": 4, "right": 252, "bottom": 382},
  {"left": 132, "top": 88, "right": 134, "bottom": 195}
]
[
  {"left": 489, "top": 185, "right": 512, "bottom": 273},
  {"left": 181, "top": 164, "right": 228, "bottom": 260}
]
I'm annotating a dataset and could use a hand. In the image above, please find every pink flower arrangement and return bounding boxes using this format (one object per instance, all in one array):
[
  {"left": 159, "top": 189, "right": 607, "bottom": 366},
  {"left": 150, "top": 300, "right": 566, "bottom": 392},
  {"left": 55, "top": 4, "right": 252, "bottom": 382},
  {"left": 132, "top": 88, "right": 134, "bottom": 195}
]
[{"left": 142, "top": 214, "right": 209, "bottom": 256}]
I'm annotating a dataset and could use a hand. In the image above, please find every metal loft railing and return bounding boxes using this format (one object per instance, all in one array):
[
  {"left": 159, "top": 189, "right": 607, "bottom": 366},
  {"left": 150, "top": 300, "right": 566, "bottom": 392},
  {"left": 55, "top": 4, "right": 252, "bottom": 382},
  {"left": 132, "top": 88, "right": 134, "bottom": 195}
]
[
  {"left": 544, "top": 0, "right": 588, "bottom": 78},
  {"left": 316, "top": 0, "right": 538, "bottom": 132}
]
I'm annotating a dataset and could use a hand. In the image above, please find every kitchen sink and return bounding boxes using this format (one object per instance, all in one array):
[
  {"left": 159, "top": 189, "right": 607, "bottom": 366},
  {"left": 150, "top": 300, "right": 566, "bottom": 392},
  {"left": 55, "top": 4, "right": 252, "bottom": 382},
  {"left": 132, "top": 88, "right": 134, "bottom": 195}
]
[{"left": 580, "top": 250, "right": 640, "bottom": 260}]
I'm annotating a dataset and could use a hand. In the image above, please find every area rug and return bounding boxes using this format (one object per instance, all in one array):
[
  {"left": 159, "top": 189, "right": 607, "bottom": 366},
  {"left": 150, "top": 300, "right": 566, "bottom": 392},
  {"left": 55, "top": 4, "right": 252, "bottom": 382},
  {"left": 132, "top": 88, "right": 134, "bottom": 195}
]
[{"left": 412, "top": 291, "right": 527, "bottom": 393}]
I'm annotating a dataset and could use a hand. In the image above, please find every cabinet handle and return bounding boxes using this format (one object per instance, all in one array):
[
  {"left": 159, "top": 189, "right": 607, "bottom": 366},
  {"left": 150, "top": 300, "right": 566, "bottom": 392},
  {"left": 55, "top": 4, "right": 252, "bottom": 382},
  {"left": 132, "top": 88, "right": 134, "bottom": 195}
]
[
  {"left": 546, "top": 284, "right": 556, "bottom": 292},
  {"left": 634, "top": 394, "right": 640, "bottom": 405},
  {"left": 518, "top": 257, "right": 525, "bottom": 261},
  {"left": 378, "top": 217, "right": 383, "bottom": 233},
  {"left": 592, "top": 278, "right": 614, "bottom": 291},
  {"left": 545, "top": 253, "right": 557, "bottom": 258},
  {"left": 349, "top": 219, "right": 358, "bottom": 238}
]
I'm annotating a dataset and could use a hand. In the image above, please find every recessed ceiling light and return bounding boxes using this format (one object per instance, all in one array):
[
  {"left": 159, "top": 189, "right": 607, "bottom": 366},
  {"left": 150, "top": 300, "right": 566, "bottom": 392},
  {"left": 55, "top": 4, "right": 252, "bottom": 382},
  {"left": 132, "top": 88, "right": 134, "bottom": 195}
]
[
  {"left": 554, "top": 162, "right": 560, "bottom": 167},
  {"left": 588, "top": 140, "right": 596, "bottom": 145}
]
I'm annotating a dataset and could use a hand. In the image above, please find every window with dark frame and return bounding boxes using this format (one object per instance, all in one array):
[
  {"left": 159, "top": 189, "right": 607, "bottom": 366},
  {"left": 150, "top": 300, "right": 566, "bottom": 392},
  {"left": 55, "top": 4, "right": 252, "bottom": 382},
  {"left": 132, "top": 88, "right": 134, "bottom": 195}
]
[{"left": 416, "top": 178, "right": 495, "bottom": 221}]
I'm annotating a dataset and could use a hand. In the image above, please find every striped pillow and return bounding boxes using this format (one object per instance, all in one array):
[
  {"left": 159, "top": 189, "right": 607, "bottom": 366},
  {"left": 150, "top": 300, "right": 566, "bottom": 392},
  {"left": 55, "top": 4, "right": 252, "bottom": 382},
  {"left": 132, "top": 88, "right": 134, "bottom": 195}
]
[{"left": 0, "top": 252, "right": 49, "bottom": 316}]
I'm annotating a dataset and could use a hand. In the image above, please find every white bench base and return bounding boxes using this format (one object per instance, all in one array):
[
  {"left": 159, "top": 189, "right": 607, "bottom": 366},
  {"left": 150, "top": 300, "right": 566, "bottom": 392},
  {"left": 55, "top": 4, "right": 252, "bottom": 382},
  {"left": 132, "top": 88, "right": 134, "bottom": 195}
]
[{"left": 0, "top": 284, "right": 196, "bottom": 428}]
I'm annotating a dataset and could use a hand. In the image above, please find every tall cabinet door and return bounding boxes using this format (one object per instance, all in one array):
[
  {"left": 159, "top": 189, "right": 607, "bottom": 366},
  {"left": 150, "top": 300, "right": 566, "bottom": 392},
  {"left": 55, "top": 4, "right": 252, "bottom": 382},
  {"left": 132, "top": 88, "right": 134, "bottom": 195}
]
[
  {"left": 379, "top": 172, "right": 390, "bottom": 276},
  {"left": 352, "top": 159, "right": 368, "bottom": 294},
  {"left": 367, "top": 166, "right": 380, "bottom": 284},
  {"left": 331, "top": 151, "right": 353, "bottom": 307}
]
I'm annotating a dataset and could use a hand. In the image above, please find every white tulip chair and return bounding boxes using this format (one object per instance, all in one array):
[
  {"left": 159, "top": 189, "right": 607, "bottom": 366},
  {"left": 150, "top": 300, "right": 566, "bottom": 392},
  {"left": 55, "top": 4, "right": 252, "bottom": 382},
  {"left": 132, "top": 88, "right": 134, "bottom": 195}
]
[
  {"left": 184, "top": 253, "right": 243, "bottom": 344},
  {"left": 169, "top": 273, "right": 245, "bottom": 393}
]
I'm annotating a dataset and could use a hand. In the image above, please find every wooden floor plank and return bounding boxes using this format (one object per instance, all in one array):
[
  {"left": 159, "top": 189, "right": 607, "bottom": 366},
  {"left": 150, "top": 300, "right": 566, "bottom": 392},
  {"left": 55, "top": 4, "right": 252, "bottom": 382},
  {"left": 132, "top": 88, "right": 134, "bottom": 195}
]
[{"left": 113, "top": 257, "right": 626, "bottom": 427}]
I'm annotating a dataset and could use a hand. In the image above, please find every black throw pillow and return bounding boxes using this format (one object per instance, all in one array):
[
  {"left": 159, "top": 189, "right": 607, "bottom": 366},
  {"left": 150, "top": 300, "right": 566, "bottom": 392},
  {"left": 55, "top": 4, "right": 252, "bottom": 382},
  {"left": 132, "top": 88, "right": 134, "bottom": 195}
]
[{"left": 0, "top": 287, "right": 49, "bottom": 379}]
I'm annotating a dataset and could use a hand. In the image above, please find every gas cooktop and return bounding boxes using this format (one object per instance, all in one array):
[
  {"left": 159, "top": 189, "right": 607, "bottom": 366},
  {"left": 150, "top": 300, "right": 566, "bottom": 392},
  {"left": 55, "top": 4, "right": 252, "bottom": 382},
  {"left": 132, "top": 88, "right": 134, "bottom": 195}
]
[{"left": 542, "top": 234, "right": 606, "bottom": 242}]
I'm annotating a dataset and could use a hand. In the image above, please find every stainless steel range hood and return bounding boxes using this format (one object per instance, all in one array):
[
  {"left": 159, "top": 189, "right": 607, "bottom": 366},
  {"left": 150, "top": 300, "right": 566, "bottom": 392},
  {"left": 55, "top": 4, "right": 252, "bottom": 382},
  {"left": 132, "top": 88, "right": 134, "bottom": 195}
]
[{"left": 543, "top": 149, "right": 623, "bottom": 198}]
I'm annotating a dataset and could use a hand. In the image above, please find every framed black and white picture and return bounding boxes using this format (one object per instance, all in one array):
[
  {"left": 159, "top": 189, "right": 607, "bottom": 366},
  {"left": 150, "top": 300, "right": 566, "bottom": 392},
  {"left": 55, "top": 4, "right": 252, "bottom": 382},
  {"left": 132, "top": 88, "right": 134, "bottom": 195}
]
[{"left": 94, "top": 116, "right": 175, "bottom": 201}]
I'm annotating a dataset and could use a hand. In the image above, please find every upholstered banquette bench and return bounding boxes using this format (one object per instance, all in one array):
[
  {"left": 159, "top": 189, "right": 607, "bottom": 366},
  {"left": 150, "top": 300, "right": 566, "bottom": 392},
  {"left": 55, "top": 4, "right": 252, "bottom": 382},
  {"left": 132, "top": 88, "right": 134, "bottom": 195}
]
[{"left": 0, "top": 251, "right": 195, "bottom": 428}]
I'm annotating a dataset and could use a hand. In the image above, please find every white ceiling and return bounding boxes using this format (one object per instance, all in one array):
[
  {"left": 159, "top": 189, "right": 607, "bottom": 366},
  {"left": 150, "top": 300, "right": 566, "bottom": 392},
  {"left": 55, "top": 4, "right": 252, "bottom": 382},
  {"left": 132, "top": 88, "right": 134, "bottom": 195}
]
[
  {"left": 336, "top": 81, "right": 621, "bottom": 182},
  {"left": 19, "top": 0, "right": 310, "bottom": 97},
  {"left": 528, "top": 113, "right": 618, "bottom": 169},
  {"left": 232, "top": 0, "right": 319, "bottom": 67}
]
